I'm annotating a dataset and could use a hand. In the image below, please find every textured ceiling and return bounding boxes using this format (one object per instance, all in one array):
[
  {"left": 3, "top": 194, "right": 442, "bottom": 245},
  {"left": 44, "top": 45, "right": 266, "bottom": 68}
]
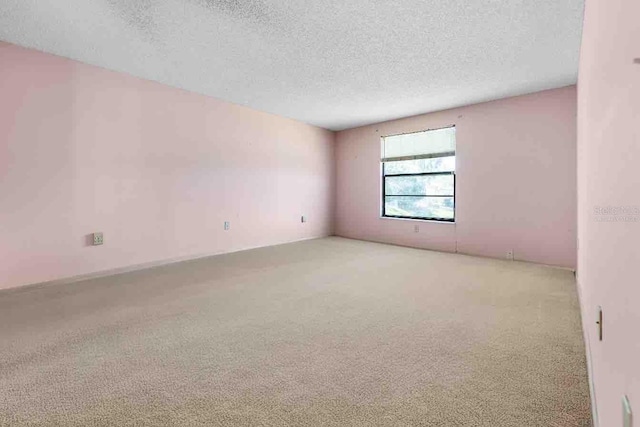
[{"left": 0, "top": 0, "right": 584, "bottom": 130}]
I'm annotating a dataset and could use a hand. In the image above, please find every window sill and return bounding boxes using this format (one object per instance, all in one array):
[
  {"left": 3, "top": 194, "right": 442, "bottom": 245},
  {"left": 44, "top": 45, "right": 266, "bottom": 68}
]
[{"left": 379, "top": 216, "right": 456, "bottom": 224}]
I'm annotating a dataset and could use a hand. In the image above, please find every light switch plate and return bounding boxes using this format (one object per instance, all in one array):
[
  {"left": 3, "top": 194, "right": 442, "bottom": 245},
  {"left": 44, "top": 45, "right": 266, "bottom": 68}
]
[
  {"left": 301, "top": 215, "right": 306, "bottom": 223},
  {"left": 92, "top": 232, "right": 103, "bottom": 246},
  {"left": 224, "top": 221, "right": 230, "bottom": 231},
  {"left": 623, "top": 395, "right": 632, "bottom": 427}
]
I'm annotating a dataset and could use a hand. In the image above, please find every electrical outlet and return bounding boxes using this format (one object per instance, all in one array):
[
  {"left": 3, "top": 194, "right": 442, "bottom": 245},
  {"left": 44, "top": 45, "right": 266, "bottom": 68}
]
[
  {"left": 224, "top": 221, "right": 230, "bottom": 231},
  {"left": 414, "top": 225, "right": 419, "bottom": 233},
  {"left": 597, "top": 306, "right": 603, "bottom": 341},
  {"left": 301, "top": 215, "right": 306, "bottom": 223},
  {"left": 92, "top": 232, "right": 103, "bottom": 246},
  {"left": 506, "top": 250, "right": 514, "bottom": 260},
  {"left": 623, "top": 395, "right": 632, "bottom": 427}
]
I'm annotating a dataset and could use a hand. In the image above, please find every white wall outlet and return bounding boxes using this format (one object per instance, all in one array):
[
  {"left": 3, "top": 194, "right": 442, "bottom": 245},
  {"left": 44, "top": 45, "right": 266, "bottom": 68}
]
[
  {"left": 597, "top": 306, "right": 603, "bottom": 341},
  {"left": 92, "top": 232, "right": 103, "bottom": 246},
  {"left": 623, "top": 395, "right": 632, "bottom": 427},
  {"left": 506, "top": 250, "right": 514, "bottom": 260},
  {"left": 301, "top": 215, "right": 306, "bottom": 223},
  {"left": 224, "top": 221, "right": 230, "bottom": 231},
  {"left": 414, "top": 224, "right": 419, "bottom": 233}
]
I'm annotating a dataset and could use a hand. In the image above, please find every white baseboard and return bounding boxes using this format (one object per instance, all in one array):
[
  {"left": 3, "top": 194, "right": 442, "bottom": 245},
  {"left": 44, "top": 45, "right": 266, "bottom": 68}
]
[
  {"left": 335, "top": 234, "right": 576, "bottom": 272},
  {"left": 5, "top": 235, "right": 329, "bottom": 293}
]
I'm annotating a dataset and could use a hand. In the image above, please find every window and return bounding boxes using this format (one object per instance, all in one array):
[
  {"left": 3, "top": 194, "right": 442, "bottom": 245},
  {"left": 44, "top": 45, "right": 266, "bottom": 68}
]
[{"left": 381, "top": 126, "right": 456, "bottom": 222}]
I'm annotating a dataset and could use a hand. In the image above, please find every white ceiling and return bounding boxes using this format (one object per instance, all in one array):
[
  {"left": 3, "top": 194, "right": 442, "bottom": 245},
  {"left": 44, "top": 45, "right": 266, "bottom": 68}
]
[{"left": 0, "top": 0, "right": 584, "bottom": 131}]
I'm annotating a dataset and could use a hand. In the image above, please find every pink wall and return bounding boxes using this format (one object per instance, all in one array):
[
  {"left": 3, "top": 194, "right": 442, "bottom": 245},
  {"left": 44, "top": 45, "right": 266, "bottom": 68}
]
[
  {"left": 577, "top": 0, "right": 640, "bottom": 425},
  {"left": 0, "top": 42, "right": 335, "bottom": 290},
  {"left": 335, "top": 86, "right": 577, "bottom": 268}
]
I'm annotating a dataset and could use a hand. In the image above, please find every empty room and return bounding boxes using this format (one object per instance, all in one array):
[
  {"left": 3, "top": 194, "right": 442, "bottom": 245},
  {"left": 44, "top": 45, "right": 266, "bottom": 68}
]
[{"left": 1, "top": 0, "right": 638, "bottom": 426}]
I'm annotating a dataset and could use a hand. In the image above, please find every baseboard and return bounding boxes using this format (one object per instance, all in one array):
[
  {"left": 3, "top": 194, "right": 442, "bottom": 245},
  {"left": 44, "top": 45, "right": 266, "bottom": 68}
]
[
  {"left": 576, "top": 276, "right": 599, "bottom": 427},
  {"left": 2, "top": 235, "right": 329, "bottom": 294},
  {"left": 334, "top": 234, "right": 576, "bottom": 272}
]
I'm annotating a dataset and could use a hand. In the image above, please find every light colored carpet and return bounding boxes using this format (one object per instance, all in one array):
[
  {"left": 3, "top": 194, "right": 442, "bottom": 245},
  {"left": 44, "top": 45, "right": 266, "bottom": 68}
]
[{"left": 0, "top": 237, "right": 591, "bottom": 426}]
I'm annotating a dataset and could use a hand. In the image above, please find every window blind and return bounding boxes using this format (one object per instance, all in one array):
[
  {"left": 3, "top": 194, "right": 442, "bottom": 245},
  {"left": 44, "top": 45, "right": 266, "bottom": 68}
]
[{"left": 382, "top": 126, "right": 456, "bottom": 162}]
